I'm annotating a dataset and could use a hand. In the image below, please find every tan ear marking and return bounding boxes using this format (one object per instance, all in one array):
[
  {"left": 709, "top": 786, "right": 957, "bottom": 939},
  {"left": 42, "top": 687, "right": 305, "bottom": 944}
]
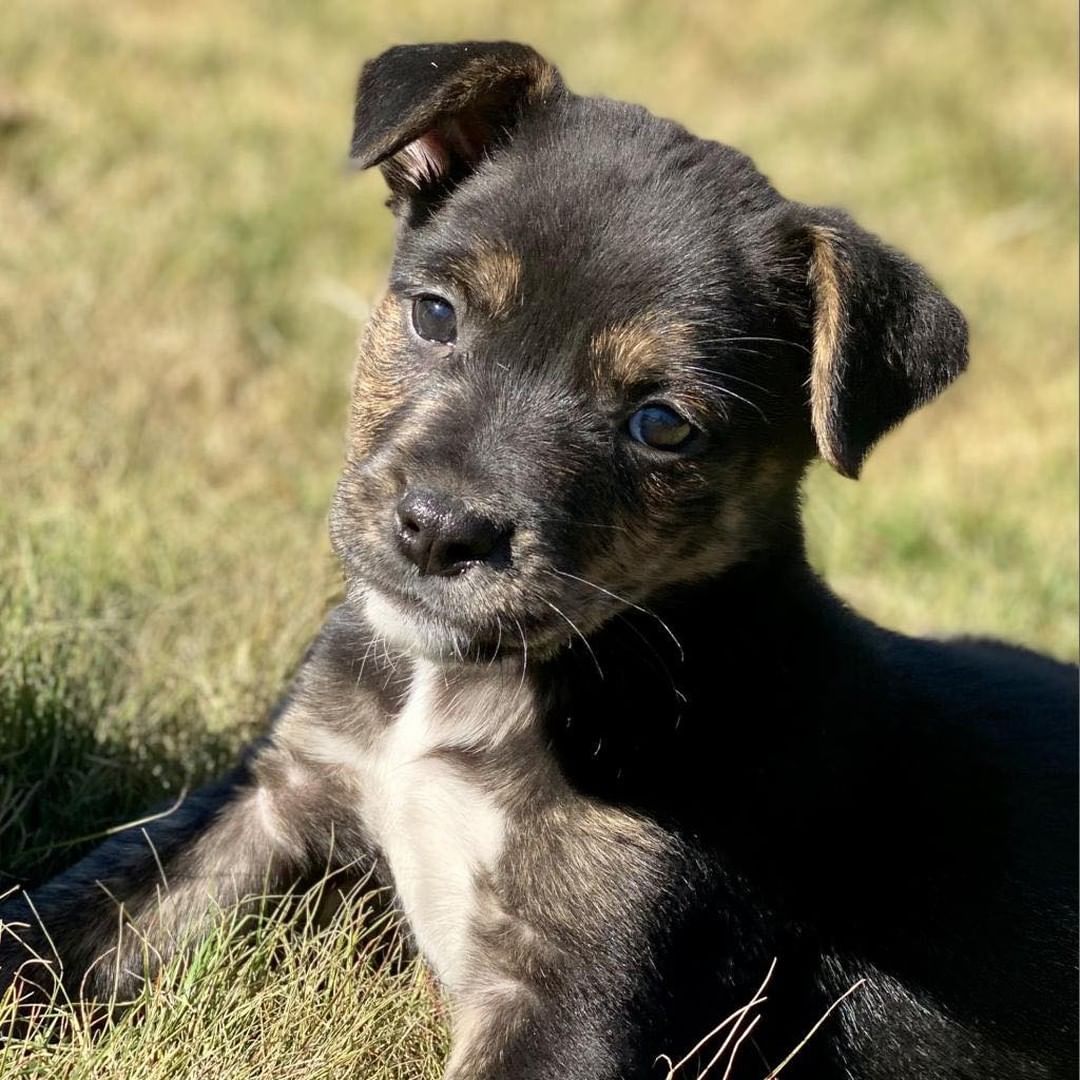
[
  {"left": 524, "top": 57, "right": 560, "bottom": 103},
  {"left": 806, "top": 225, "right": 851, "bottom": 475}
]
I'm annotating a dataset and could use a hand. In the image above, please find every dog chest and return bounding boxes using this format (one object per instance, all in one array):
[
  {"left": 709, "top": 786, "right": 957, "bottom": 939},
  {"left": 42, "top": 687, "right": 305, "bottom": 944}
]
[{"left": 363, "top": 661, "right": 532, "bottom": 990}]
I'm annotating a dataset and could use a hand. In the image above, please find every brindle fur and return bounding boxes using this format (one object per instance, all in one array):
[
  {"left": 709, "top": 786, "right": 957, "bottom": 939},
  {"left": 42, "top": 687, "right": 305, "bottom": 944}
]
[{"left": 2, "top": 41, "right": 1076, "bottom": 1080}]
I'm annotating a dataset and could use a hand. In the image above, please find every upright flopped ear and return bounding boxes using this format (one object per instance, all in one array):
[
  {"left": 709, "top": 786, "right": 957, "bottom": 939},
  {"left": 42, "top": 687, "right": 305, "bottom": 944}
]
[
  {"left": 800, "top": 208, "right": 968, "bottom": 478},
  {"left": 349, "top": 41, "right": 562, "bottom": 206}
]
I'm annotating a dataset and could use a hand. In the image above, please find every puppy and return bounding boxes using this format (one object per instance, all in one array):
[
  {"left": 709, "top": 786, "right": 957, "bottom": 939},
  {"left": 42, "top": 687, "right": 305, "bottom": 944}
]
[{"left": 2, "top": 42, "right": 1076, "bottom": 1080}]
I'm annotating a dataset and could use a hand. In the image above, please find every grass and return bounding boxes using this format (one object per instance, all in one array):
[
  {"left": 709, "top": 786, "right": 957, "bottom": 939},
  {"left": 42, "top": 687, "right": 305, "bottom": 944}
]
[
  {"left": 0, "top": 0, "right": 1076, "bottom": 1075},
  {"left": 1, "top": 878, "right": 448, "bottom": 1079}
]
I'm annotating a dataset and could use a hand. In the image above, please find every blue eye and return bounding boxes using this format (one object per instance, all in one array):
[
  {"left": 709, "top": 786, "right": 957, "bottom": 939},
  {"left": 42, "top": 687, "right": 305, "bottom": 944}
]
[
  {"left": 412, "top": 295, "right": 457, "bottom": 343},
  {"left": 628, "top": 404, "right": 695, "bottom": 451}
]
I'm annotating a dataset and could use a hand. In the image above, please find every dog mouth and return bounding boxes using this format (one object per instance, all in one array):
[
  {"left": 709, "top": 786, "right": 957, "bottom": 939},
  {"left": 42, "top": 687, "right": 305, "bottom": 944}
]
[
  {"left": 358, "top": 573, "right": 613, "bottom": 664},
  {"left": 361, "top": 583, "right": 535, "bottom": 662}
]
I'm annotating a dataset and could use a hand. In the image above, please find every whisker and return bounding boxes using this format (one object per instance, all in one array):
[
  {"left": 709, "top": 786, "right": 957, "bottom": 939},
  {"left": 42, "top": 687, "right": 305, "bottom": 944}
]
[
  {"left": 698, "top": 334, "right": 811, "bottom": 355},
  {"left": 512, "top": 615, "right": 529, "bottom": 693},
  {"left": 534, "top": 514, "right": 631, "bottom": 535},
  {"left": 679, "top": 364, "right": 772, "bottom": 421},
  {"left": 488, "top": 616, "right": 504, "bottom": 667},
  {"left": 713, "top": 385, "right": 768, "bottom": 422},
  {"left": 701, "top": 370, "right": 776, "bottom": 396},
  {"left": 547, "top": 568, "right": 685, "bottom": 662},
  {"left": 356, "top": 633, "right": 381, "bottom": 686},
  {"left": 540, "top": 598, "right": 604, "bottom": 680},
  {"left": 692, "top": 345, "right": 778, "bottom": 363},
  {"left": 614, "top": 613, "right": 683, "bottom": 702}
]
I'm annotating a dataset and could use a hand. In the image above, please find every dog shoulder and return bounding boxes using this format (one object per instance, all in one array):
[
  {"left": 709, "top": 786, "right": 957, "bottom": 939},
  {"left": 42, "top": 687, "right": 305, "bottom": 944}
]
[{"left": 875, "top": 626, "right": 1077, "bottom": 764}]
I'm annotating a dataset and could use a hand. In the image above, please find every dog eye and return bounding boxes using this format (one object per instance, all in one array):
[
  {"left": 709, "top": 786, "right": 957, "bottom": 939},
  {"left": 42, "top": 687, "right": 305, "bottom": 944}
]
[
  {"left": 412, "top": 295, "right": 457, "bottom": 344},
  {"left": 628, "top": 404, "right": 695, "bottom": 451}
]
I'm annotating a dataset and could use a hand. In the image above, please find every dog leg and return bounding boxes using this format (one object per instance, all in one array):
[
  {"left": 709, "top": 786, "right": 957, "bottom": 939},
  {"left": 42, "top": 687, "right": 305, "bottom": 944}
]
[
  {"left": 442, "top": 978, "right": 647, "bottom": 1080},
  {"left": 0, "top": 605, "right": 404, "bottom": 1014},
  {"left": 0, "top": 735, "right": 355, "bottom": 1011}
]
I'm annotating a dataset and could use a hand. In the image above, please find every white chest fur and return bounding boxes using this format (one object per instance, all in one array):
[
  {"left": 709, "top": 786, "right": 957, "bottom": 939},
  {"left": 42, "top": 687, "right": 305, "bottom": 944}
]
[{"left": 362, "top": 661, "right": 532, "bottom": 990}]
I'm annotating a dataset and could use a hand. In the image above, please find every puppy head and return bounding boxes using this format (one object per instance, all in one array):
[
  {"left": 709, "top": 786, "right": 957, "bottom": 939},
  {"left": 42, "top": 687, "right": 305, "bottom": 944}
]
[{"left": 330, "top": 42, "right": 968, "bottom": 661}]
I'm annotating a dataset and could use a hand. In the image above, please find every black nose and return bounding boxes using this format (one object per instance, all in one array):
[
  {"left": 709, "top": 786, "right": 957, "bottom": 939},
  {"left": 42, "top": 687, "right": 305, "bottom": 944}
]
[{"left": 395, "top": 489, "right": 511, "bottom": 577}]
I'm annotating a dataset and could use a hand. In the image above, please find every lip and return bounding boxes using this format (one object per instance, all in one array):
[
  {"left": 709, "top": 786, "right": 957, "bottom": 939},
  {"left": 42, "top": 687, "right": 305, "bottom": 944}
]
[
  {"left": 361, "top": 582, "right": 530, "bottom": 661},
  {"left": 368, "top": 580, "right": 477, "bottom": 633}
]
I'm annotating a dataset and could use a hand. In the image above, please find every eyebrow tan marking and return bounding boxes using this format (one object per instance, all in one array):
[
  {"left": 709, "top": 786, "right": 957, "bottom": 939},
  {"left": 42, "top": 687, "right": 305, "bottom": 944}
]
[
  {"left": 589, "top": 314, "right": 693, "bottom": 387},
  {"left": 451, "top": 241, "right": 523, "bottom": 319}
]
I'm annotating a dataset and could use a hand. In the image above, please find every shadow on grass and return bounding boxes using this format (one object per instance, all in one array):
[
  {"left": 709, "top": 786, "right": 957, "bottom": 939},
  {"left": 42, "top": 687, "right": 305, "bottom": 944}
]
[{"left": 0, "top": 665, "right": 240, "bottom": 889}]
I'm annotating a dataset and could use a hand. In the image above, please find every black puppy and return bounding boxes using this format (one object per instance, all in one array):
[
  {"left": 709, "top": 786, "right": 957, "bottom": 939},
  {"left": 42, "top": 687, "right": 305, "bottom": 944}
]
[{"left": 2, "top": 42, "right": 1076, "bottom": 1080}]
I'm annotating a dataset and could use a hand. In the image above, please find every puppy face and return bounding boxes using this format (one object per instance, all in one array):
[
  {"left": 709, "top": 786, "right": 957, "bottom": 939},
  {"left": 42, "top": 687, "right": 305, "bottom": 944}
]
[{"left": 330, "top": 43, "right": 967, "bottom": 661}]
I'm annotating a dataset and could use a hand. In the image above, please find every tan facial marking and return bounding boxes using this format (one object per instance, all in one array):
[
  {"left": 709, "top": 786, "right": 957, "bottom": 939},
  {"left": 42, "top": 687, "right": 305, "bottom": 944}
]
[
  {"left": 589, "top": 314, "right": 692, "bottom": 388},
  {"left": 349, "top": 294, "right": 409, "bottom": 457},
  {"left": 806, "top": 225, "right": 849, "bottom": 473},
  {"left": 577, "top": 445, "right": 801, "bottom": 606},
  {"left": 453, "top": 241, "right": 523, "bottom": 319}
]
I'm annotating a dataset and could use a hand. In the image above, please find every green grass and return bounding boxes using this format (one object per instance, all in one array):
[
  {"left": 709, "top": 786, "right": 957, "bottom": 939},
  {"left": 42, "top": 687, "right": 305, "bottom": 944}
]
[
  {"left": 0, "top": 0, "right": 1076, "bottom": 1075},
  {"left": 1, "top": 879, "right": 448, "bottom": 1079}
]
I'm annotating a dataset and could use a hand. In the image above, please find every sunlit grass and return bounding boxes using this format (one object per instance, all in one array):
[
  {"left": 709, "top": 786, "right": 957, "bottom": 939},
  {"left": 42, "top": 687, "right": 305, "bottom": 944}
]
[
  {"left": 0, "top": 878, "right": 448, "bottom": 1079},
  {"left": 1, "top": 0, "right": 1076, "bottom": 1073}
]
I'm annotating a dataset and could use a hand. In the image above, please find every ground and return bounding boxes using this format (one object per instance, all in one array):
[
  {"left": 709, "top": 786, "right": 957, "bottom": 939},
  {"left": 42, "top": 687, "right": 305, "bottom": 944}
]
[{"left": 0, "top": 1, "right": 1076, "bottom": 1076}]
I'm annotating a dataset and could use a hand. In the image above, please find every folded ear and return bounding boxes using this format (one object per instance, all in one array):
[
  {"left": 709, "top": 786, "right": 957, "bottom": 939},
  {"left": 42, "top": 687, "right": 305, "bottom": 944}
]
[
  {"left": 349, "top": 41, "right": 562, "bottom": 207},
  {"left": 801, "top": 208, "right": 968, "bottom": 478}
]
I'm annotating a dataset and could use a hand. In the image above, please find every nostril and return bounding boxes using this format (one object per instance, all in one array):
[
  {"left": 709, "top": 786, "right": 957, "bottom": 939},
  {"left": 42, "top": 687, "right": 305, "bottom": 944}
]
[
  {"left": 433, "top": 522, "right": 513, "bottom": 575},
  {"left": 395, "top": 491, "right": 433, "bottom": 543},
  {"left": 394, "top": 489, "right": 513, "bottom": 576},
  {"left": 395, "top": 490, "right": 442, "bottom": 573},
  {"left": 441, "top": 541, "right": 474, "bottom": 568}
]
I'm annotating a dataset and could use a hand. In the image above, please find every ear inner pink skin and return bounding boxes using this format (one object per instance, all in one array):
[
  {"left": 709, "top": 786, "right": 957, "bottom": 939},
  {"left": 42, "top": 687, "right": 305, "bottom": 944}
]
[{"left": 397, "top": 130, "right": 451, "bottom": 187}]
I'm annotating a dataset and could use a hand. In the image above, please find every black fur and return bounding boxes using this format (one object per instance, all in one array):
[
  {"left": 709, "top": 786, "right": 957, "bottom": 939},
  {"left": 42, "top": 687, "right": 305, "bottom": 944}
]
[{"left": 2, "top": 41, "right": 1075, "bottom": 1080}]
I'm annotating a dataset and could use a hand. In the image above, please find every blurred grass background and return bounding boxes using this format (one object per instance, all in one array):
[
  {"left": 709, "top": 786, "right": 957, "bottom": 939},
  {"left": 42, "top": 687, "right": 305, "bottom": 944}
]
[{"left": 1, "top": 0, "right": 1076, "bottom": 1074}]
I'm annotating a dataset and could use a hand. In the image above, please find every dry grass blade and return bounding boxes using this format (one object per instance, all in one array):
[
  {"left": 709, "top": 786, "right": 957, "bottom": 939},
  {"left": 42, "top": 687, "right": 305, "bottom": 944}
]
[{"left": 659, "top": 961, "right": 868, "bottom": 1080}]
